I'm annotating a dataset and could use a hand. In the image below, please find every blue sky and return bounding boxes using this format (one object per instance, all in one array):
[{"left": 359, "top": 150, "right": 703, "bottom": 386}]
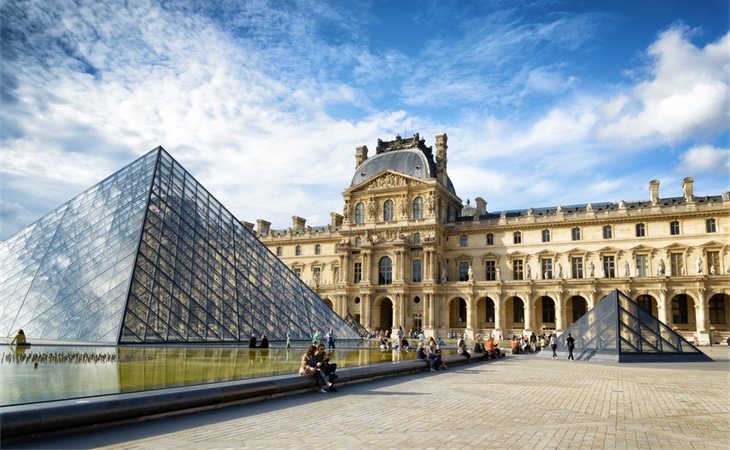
[{"left": 1, "top": 0, "right": 728, "bottom": 239}]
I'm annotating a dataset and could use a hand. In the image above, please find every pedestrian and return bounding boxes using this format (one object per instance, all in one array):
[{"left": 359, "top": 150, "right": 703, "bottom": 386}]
[
  {"left": 312, "top": 327, "right": 322, "bottom": 345},
  {"left": 327, "top": 328, "right": 335, "bottom": 349},
  {"left": 286, "top": 331, "right": 291, "bottom": 349},
  {"left": 549, "top": 333, "right": 558, "bottom": 359},
  {"left": 566, "top": 333, "right": 575, "bottom": 360},
  {"left": 248, "top": 333, "right": 257, "bottom": 348}
]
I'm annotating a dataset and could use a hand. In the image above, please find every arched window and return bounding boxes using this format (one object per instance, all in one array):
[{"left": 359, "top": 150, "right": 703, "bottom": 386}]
[
  {"left": 276, "top": 246, "right": 282, "bottom": 256},
  {"left": 412, "top": 196, "right": 423, "bottom": 219},
  {"left": 513, "top": 231, "right": 522, "bottom": 244},
  {"left": 355, "top": 202, "right": 365, "bottom": 224},
  {"left": 541, "top": 229, "right": 550, "bottom": 242},
  {"left": 383, "top": 199, "right": 394, "bottom": 222},
  {"left": 459, "top": 235, "right": 468, "bottom": 247},
  {"left": 413, "top": 232, "right": 421, "bottom": 245},
  {"left": 603, "top": 225, "right": 613, "bottom": 239},
  {"left": 706, "top": 218, "right": 717, "bottom": 233},
  {"left": 295, "top": 245, "right": 301, "bottom": 256},
  {"left": 354, "top": 236, "right": 361, "bottom": 247},
  {"left": 571, "top": 227, "right": 581, "bottom": 241},
  {"left": 314, "top": 244, "right": 321, "bottom": 255},
  {"left": 378, "top": 256, "right": 393, "bottom": 285}
]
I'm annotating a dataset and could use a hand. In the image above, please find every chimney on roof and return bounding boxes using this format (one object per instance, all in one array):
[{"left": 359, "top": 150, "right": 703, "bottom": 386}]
[
  {"left": 256, "top": 219, "right": 271, "bottom": 235},
  {"left": 330, "top": 212, "right": 343, "bottom": 228},
  {"left": 682, "top": 177, "right": 694, "bottom": 203},
  {"left": 649, "top": 179, "right": 660, "bottom": 205},
  {"left": 292, "top": 215, "right": 306, "bottom": 231},
  {"left": 435, "top": 134, "right": 448, "bottom": 185},
  {"left": 240, "top": 221, "right": 255, "bottom": 232},
  {"left": 355, "top": 145, "right": 368, "bottom": 168},
  {"left": 475, "top": 197, "right": 487, "bottom": 215}
]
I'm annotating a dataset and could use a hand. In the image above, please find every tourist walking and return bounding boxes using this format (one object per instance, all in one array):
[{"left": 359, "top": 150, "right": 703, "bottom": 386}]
[
  {"left": 566, "top": 333, "right": 575, "bottom": 360},
  {"left": 549, "top": 333, "right": 558, "bottom": 359},
  {"left": 312, "top": 327, "right": 322, "bottom": 345}
]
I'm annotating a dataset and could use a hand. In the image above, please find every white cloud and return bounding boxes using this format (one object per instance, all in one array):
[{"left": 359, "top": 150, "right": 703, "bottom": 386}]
[
  {"left": 679, "top": 145, "right": 730, "bottom": 175},
  {"left": 599, "top": 27, "right": 730, "bottom": 143}
]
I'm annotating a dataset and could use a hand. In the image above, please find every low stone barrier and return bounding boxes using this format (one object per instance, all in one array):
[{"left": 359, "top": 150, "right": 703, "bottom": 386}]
[{"left": 0, "top": 353, "right": 476, "bottom": 444}]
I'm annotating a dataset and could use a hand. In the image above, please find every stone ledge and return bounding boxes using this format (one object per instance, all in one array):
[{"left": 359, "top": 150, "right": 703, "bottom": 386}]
[{"left": 0, "top": 354, "right": 474, "bottom": 444}]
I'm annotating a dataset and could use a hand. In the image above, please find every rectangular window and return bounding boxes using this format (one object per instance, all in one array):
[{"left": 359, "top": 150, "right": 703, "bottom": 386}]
[
  {"left": 513, "top": 232, "right": 522, "bottom": 244},
  {"left": 294, "top": 267, "right": 301, "bottom": 277},
  {"left": 512, "top": 260, "right": 524, "bottom": 280},
  {"left": 412, "top": 259, "right": 422, "bottom": 283},
  {"left": 571, "top": 257, "right": 583, "bottom": 279},
  {"left": 670, "top": 221, "right": 680, "bottom": 235},
  {"left": 313, "top": 267, "right": 321, "bottom": 280},
  {"left": 459, "top": 261, "right": 470, "bottom": 281},
  {"left": 636, "top": 223, "right": 646, "bottom": 237},
  {"left": 635, "top": 254, "right": 648, "bottom": 277},
  {"left": 571, "top": 227, "right": 581, "bottom": 241},
  {"left": 541, "top": 258, "right": 553, "bottom": 279},
  {"left": 485, "top": 260, "right": 496, "bottom": 281},
  {"left": 707, "top": 251, "right": 720, "bottom": 275},
  {"left": 353, "top": 262, "right": 362, "bottom": 283},
  {"left": 672, "top": 299, "right": 689, "bottom": 324},
  {"left": 486, "top": 233, "right": 494, "bottom": 246},
  {"left": 710, "top": 298, "right": 726, "bottom": 324},
  {"left": 602, "top": 255, "right": 615, "bottom": 278},
  {"left": 333, "top": 267, "right": 340, "bottom": 283},
  {"left": 670, "top": 253, "right": 683, "bottom": 276}
]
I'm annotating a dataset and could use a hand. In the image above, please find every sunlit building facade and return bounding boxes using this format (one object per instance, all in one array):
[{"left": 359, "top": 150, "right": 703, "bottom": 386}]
[{"left": 257, "top": 133, "right": 730, "bottom": 345}]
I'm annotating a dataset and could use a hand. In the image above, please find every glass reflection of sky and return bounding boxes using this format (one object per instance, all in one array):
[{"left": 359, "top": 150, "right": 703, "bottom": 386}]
[{"left": 1, "top": 343, "right": 455, "bottom": 406}]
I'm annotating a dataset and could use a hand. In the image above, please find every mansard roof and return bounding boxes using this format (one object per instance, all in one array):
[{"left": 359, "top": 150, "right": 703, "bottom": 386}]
[{"left": 350, "top": 133, "right": 456, "bottom": 195}]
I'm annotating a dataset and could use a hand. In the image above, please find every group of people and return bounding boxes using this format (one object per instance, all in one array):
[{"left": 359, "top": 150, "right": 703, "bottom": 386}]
[
  {"left": 416, "top": 337, "right": 449, "bottom": 371},
  {"left": 248, "top": 333, "right": 269, "bottom": 349},
  {"left": 472, "top": 335, "right": 504, "bottom": 360},
  {"left": 311, "top": 327, "right": 336, "bottom": 349}
]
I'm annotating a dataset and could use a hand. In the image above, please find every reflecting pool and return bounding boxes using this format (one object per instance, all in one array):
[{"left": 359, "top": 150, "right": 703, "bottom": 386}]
[{"left": 1, "top": 342, "right": 455, "bottom": 406}]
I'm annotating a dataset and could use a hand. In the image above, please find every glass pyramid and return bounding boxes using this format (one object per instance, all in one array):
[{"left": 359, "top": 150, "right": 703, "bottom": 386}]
[
  {"left": 546, "top": 290, "right": 711, "bottom": 362},
  {"left": 0, "top": 147, "right": 361, "bottom": 344}
]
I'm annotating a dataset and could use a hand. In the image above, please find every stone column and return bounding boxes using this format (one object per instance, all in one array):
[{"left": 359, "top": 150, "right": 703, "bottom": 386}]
[
  {"left": 363, "top": 251, "right": 371, "bottom": 283},
  {"left": 467, "top": 293, "right": 478, "bottom": 338},
  {"left": 695, "top": 289, "right": 710, "bottom": 345},
  {"left": 523, "top": 295, "right": 532, "bottom": 334},
  {"left": 555, "top": 294, "right": 564, "bottom": 332},
  {"left": 657, "top": 288, "right": 669, "bottom": 325},
  {"left": 363, "top": 293, "right": 372, "bottom": 330},
  {"left": 494, "top": 292, "right": 504, "bottom": 340}
]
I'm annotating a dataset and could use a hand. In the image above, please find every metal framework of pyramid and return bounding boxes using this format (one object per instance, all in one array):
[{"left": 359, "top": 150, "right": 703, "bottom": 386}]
[
  {"left": 543, "top": 289, "right": 711, "bottom": 362},
  {"left": 0, "top": 147, "right": 361, "bottom": 344}
]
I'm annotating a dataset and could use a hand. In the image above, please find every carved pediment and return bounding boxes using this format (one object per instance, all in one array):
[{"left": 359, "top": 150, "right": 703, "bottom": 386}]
[
  {"left": 350, "top": 170, "right": 427, "bottom": 193},
  {"left": 508, "top": 250, "right": 528, "bottom": 258},
  {"left": 699, "top": 240, "right": 726, "bottom": 249},
  {"left": 629, "top": 244, "right": 655, "bottom": 252}
]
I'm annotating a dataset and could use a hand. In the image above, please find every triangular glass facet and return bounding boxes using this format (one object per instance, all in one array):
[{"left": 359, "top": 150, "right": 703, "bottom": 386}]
[
  {"left": 546, "top": 289, "right": 712, "bottom": 362},
  {"left": 1, "top": 146, "right": 360, "bottom": 344}
]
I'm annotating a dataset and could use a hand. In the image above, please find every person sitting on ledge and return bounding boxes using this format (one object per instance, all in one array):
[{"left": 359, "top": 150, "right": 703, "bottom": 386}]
[
  {"left": 416, "top": 341, "right": 435, "bottom": 371},
  {"left": 248, "top": 334, "right": 257, "bottom": 348},
  {"left": 457, "top": 337, "right": 471, "bottom": 363},
  {"left": 299, "top": 345, "right": 332, "bottom": 393},
  {"left": 10, "top": 329, "right": 29, "bottom": 346},
  {"left": 315, "top": 343, "right": 338, "bottom": 386},
  {"left": 259, "top": 334, "right": 269, "bottom": 348}
]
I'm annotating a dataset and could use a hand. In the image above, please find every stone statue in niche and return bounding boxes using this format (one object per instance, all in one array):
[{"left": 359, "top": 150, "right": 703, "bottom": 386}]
[
  {"left": 427, "top": 192, "right": 435, "bottom": 214},
  {"left": 588, "top": 261, "right": 595, "bottom": 277},
  {"left": 557, "top": 264, "right": 563, "bottom": 279},
  {"left": 624, "top": 261, "right": 630, "bottom": 277},
  {"left": 526, "top": 264, "right": 532, "bottom": 280},
  {"left": 657, "top": 259, "right": 666, "bottom": 276},
  {"left": 468, "top": 265, "right": 473, "bottom": 281},
  {"left": 696, "top": 257, "right": 703, "bottom": 274},
  {"left": 368, "top": 199, "right": 376, "bottom": 219},
  {"left": 440, "top": 267, "right": 448, "bottom": 284},
  {"left": 495, "top": 266, "right": 501, "bottom": 281}
]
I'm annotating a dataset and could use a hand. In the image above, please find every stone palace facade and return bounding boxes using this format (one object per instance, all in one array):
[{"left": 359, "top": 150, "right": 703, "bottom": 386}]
[{"left": 255, "top": 134, "right": 730, "bottom": 344}]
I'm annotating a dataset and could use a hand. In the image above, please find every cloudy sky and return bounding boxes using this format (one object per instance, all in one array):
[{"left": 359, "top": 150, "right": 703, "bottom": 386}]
[{"left": 1, "top": 0, "right": 728, "bottom": 239}]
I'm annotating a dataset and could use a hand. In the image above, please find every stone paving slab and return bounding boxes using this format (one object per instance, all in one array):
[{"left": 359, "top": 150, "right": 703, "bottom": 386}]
[{"left": 9, "top": 347, "right": 730, "bottom": 450}]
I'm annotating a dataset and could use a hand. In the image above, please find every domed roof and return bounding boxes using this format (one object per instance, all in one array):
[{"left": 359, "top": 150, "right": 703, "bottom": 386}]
[{"left": 350, "top": 134, "right": 457, "bottom": 195}]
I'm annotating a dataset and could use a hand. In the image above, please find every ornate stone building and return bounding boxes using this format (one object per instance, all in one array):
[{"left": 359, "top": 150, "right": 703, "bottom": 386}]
[{"left": 256, "top": 133, "right": 730, "bottom": 345}]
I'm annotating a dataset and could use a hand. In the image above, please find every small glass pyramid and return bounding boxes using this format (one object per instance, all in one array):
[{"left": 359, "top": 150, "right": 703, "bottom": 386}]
[
  {"left": 546, "top": 289, "right": 711, "bottom": 362},
  {"left": 0, "top": 147, "right": 361, "bottom": 344}
]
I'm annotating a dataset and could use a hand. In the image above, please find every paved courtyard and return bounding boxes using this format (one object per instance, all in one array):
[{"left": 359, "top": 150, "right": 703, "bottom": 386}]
[{"left": 13, "top": 347, "right": 730, "bottom": 450}]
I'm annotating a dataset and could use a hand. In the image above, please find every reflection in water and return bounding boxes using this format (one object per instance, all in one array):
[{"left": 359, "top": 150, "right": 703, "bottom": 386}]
[{"left": 1, "top": 344, "right": 456, "bottom": 406}]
